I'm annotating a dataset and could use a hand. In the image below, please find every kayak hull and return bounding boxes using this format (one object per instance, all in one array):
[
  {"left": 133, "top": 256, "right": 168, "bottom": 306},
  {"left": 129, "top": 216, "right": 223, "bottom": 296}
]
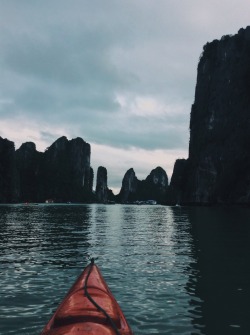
[{"left": 40, "top": 264, "right": 133, "bottom": 335}]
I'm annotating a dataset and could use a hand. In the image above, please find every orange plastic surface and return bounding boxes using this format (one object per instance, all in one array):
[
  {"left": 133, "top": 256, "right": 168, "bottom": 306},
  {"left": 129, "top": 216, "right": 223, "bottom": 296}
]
[{"left": 40, "top": 264, "right": 133, "bottom": 335}]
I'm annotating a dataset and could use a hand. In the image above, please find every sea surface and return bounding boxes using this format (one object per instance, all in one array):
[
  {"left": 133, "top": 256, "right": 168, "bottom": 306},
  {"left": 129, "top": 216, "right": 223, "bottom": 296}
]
[{"left": 1, "top": 204, "right": 250, "bottom": 335}]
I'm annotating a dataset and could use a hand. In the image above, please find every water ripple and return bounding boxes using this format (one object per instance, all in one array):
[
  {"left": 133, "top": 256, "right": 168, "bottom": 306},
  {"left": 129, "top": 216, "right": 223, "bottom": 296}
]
[{"left": 1, "top": 204, "right": 250, "bottom": 334}]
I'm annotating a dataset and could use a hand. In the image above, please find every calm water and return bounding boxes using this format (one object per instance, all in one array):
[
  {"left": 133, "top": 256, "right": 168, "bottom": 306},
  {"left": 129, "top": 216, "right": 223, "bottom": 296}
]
[{"left": 1, "top": 204, "right": 250, "bottom": 335}]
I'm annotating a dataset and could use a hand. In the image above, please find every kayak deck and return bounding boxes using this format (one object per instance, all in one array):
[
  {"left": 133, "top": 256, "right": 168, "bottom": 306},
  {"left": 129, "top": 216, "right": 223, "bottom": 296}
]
[{"left": 40, "top": 262, "right": 133, "bottom": 335}]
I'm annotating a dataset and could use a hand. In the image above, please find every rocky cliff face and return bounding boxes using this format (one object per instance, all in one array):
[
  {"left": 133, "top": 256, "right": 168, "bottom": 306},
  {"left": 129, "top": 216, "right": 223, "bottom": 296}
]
[
  {"left": 172, "top": 26, "right": 250, "bottom": 204},
  {"left": 0, "top": 137, "right": 19, "bottom": 202},
  {"left": 95, "top": 166, "right": 109, "bottom": 203},
  {"left": 0, "top": 136, "right": 94, "bottom": 203},
  {"left": 117, "top": 168, "right": 139, "bottom": 203},
  {"left": 117, "top": 166, "right": 168, "bottom": 203},
  {"left": 15, "top": 142, "right": 42, "bottom": 202},
  {"left": 39, "top": 136, "right": 92, "bottom": 202},
  {"left": 139, "top": 166, "right": 168, "bottom": 202},
  {"left": 145, "top": 166, "right": 168, "bottom": 189},
  {"left": 167, "top": 159, "right": 187, "bottom": 204}
]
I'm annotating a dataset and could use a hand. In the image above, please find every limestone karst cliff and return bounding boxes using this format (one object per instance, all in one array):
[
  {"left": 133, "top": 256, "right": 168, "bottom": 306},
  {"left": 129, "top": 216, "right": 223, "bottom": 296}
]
[
  {"left": 138, "top": 166, "right": 168, "bottom": 202},
  {"left": 167, "top": 159, "right": 187, "bottom": 205},
  {"left": 116, "top": 167, "right": 168, "bottom": 203},
  {"left": 0, "top": 137, "right": 19, "bottom": 202},
  {"left": 15, "top": 142, "right": 42, "bottom": 202},
  {"left": 38, "top": 136, "right": 93, "bottom": 202},
  {"left": 171, "top": 26, "right": 250, "bottom": 204},
  {"left": 95, "top": 166, "right": 109, "bottom": 203},
  {"left": 0, "top": 136, "right": 94, "bottom": 203},
  {"left": 116, "top": 168, "right": 139, "bottom": 203}
]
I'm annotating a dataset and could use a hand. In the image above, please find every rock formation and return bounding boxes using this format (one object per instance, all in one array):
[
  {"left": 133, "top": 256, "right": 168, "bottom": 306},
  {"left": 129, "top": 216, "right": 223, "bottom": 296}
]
[
  {"left": 116, "top": 168, "right": 139, "bottom": 203},
  {"left": 38, "top": 136, "right": 93, "bottom": 202},
  {"left": 116, "top": 167, "right": 168, "bottom": 203},
  {"left": 15, "top": 142, "right": 42, "bottom": 202},
  {"left": 0, "top": 136, "right": 94, "bottom": 203},
  {"left": 167, "top": 159, "right": 187, "bottom": 205},
  {"left": 95, "top": 166, "right": 109, "bottom": 203},
  {"left": 139, "top": 166, "right": 168, "bottom": 202},
  {"left": 171, "top": 26, "right": 250, "bottom": 204},
  {"left": 0, "top": 137, "right": 19, "bottom": 203}
]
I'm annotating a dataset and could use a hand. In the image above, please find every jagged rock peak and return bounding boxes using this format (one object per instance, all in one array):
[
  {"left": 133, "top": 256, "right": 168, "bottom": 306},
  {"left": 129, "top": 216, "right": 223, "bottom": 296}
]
[
  {"left": 0, "top": 136, "right": 15, "bottom": 150},
  {"left": 17, "top": 142, "right": 37, "bottom": 153},
  {"left": 118, "top": 168, "right": 138, "bottom": 203},
  {"left": 50, "top": 136, "right": 68, "bottom": 149},
  {"left": 47, "top": 136, "right": 90, "bottom": 154},
  {"left": 146, "top": 166, "right": 168, "bottom": 187},
  {"left": 122, "top": 168, "right": 138, "bottom": 191},
  {"left": 201, "top": 26, "right": 250, "bottom": 57}
]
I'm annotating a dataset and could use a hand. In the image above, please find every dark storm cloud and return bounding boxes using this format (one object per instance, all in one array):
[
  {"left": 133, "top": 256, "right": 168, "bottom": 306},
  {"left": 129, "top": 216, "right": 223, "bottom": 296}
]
[{"left": 0, "top": 0, "right": 195, "bottom": 153}]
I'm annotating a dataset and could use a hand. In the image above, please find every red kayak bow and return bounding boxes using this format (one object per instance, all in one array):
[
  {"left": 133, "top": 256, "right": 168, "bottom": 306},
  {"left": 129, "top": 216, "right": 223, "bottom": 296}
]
[{"left": 40, "top": 260, "right": 133, "bottom": 335}]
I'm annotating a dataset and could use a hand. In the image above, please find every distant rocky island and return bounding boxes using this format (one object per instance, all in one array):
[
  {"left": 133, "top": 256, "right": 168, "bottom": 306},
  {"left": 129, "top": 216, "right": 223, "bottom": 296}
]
[
  {"left": 0, "top": 135, "right": 169, "bottom": 204},
  {"left": 1, "top": 26, "right": 250, "bottom": 205}
]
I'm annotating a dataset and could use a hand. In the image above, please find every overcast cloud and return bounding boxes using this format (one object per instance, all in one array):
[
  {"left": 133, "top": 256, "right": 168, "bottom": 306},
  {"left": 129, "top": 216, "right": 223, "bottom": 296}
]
[{"left": 0, "top": 0, "right": 249, "bottom": 193}]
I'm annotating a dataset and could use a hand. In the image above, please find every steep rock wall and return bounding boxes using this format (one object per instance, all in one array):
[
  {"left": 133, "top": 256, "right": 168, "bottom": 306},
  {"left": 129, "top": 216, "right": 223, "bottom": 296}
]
[
  {"left": 167, "top": 159, "right": 188, "bottom": 205},
  {"left": 39, "top": 136, "right": 92, "bottom": 202},
  {"left": 139, "top": 166, "right": 168, "bottom": 202},
  {"left": 15, "top": 142, "right": 42, "bottom": 202},
  {"left": 0, "top": 136, "right": 93, "bottom": 203},
  {"left": 180, "top": 26, "right": 250, "bottom": 204},
  {"left": 117, "top": 168, "right": 139, "bottom": 203},
  {"left": 0, "top": 137, "right": 19, "bottom": 202},
  {"left": 95, "top": 166, "right": 109, "bottom": 203}
]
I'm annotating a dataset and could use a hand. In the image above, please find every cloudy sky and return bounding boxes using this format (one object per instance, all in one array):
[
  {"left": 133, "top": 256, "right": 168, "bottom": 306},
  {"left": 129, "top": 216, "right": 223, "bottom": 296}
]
[{"left": 0, "top": 1, "right": 249, "bottom": 193}]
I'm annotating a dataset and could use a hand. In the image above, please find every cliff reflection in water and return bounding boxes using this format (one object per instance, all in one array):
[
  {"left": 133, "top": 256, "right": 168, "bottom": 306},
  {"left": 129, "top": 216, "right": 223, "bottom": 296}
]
[{"left": 182, "top": 207, "right": 250, "bottom": 334}]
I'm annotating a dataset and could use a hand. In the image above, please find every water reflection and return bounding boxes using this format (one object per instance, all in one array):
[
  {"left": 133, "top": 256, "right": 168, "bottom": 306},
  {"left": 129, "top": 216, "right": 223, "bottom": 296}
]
[{"left": 186, "top": 207, "right": 250, "bottom": 334}]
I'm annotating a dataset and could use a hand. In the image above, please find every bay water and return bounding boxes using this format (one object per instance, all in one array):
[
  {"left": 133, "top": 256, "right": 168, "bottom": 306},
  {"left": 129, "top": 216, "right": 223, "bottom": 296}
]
[{"left": 1, "top": 204, "right": 250, "bottom": 334}]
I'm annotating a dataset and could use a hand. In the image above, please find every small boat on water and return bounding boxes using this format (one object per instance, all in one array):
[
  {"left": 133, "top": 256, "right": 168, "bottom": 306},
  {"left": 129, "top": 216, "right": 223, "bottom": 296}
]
[{"left": 40, "top": 259, "right": 133, "bottom": 335}]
